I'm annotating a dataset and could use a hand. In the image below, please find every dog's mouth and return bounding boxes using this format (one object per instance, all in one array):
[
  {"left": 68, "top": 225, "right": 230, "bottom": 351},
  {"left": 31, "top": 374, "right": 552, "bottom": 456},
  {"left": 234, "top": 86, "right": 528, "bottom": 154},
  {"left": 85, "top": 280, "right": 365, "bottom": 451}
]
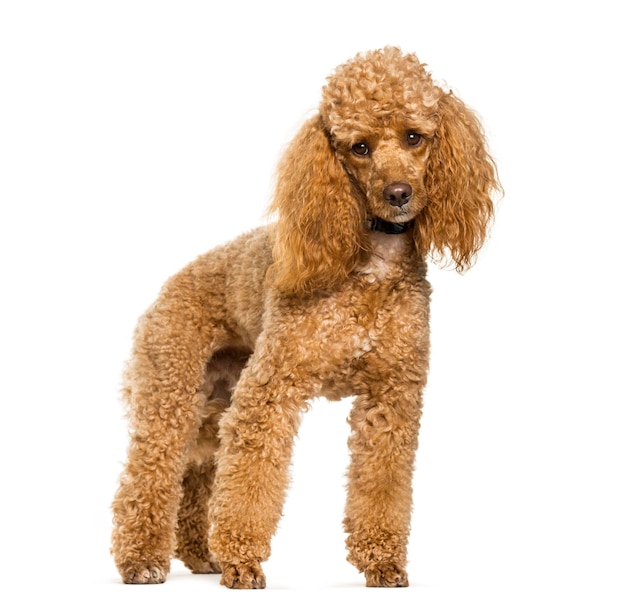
[
  {"left": 389, "top": 203, "right": 418, "bottom": 220},
  {"left": 368, "top": 197, "right": 421, "bottom": 233},
  {"left": 377, "top": 198, "right": 424, "bottom": 224}
]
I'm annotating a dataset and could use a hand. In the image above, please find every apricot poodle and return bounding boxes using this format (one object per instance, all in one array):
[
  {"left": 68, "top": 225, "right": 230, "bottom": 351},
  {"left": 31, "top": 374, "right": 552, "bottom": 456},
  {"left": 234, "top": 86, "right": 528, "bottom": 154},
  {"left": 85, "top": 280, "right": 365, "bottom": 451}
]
[{"left": 111, "top": 47, "right": 500, "bottom": 589}]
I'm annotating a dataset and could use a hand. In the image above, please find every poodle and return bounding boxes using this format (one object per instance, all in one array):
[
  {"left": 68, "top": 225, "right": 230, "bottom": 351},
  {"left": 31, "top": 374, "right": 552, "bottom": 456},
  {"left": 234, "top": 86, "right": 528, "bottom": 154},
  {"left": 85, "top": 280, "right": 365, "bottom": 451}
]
[{"left": 111, "top": 47, "right": 500, "bottom": 589}]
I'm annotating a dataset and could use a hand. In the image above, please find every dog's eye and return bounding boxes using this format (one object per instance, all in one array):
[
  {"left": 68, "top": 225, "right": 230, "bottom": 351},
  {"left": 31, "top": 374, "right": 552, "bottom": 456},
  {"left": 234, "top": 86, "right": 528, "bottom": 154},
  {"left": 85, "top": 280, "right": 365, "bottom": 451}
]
[
  {"left": 406, "top": 132, "right": 423, "bottom": 147},
  {"left": 351, "top": 142, "right": 369, "bottom": 156}
]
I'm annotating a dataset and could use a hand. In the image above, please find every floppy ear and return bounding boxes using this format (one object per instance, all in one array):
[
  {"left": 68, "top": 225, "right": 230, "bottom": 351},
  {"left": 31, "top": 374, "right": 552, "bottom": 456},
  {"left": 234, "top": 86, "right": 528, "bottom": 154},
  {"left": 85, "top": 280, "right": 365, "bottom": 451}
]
[
  {"left": 416, "top": 91, "right": 501, "bottom": 270},
  {"left": 268, "top": 115, "right": 366, "bottom": 296}
]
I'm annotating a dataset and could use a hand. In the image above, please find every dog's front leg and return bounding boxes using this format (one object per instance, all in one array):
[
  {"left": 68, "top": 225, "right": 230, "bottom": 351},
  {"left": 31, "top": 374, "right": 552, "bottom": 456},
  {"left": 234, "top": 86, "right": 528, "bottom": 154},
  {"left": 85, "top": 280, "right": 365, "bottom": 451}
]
[
  {"left": 344, "top": 382, "right": 424, "bottom": 587},
  {"left": 208, "top": 352, "right": 306, "bottom": 589}
]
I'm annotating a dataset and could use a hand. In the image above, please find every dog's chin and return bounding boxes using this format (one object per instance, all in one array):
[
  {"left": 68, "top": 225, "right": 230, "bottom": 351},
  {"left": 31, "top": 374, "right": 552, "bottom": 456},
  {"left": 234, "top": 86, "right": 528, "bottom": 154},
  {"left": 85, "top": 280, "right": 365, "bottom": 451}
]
[{"left": 391, "top": 210, "right": 418, "bottom": 224}]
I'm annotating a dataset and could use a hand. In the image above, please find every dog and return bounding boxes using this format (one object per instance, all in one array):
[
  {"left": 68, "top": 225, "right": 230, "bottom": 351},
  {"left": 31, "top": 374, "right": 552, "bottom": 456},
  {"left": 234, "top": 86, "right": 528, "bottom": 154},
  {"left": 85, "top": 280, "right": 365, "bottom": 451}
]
[{"left": 112, "top": 46, "right": 500, "bottom": 588}]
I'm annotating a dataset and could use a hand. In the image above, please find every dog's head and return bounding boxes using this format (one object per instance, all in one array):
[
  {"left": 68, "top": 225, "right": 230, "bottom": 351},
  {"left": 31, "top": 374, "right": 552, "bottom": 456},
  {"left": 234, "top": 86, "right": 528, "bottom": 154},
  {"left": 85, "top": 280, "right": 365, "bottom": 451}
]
[
  {"left": 269, "top": 47, "right": 501, "bottom": 296},
  {"left": 321, "top": 47, "right": 439, "bottom": 228}
]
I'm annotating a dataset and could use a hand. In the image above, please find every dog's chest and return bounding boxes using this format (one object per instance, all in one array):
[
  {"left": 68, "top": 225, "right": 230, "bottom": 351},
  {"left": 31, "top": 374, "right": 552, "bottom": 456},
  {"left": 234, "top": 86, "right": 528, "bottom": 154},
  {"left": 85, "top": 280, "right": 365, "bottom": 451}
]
[
  {"left": 284, "top": 271, "right": 430, "bottom": 396},
  {"left": 317, "top": 279, "right": 419, "bottom": 345},
  {"left": 323, "top": 238, "right": 429, "bottom": 359}
]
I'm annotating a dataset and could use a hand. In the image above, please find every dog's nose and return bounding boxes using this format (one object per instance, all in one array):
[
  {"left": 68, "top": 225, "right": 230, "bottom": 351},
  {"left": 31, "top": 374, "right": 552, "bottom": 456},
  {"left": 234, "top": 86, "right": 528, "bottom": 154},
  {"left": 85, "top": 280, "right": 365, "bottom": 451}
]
[{"left": 383, "top": 182, "right": 412, "bottom": 207}]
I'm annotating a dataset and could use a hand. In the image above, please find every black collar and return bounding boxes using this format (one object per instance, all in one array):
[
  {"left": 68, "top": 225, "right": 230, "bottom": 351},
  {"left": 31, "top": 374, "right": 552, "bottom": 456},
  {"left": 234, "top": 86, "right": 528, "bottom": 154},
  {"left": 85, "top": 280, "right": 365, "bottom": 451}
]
[{"left": 368, "top": 217, "right": 414, "bottom": 234}]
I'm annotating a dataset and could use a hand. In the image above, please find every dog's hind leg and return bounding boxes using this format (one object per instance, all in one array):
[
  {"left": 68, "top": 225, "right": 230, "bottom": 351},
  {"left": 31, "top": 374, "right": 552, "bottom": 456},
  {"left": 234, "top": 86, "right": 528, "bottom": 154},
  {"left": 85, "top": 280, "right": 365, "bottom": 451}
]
[
  {"left": 174, "top": 397, "right": 224, "bottom": 576},
  {"left": 175, "top": 350, "right": 251, "bottom": 574},
  {"left": 111, "top": 271, "right": 231, "bottom": 584},
  {"left": 175, "top": 458, "right": 221, "bottom": 574}
]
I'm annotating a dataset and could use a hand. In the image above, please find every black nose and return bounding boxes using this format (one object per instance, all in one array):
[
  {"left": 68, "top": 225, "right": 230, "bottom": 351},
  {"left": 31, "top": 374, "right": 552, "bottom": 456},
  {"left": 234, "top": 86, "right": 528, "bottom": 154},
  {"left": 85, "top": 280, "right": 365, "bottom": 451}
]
[{"left": 383, "top": 182, "right": 412, "bottom": 207}]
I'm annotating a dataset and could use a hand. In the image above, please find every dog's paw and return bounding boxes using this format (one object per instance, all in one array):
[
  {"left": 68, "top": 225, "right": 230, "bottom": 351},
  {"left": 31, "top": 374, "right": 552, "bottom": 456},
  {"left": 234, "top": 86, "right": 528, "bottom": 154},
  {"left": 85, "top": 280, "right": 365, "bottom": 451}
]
[
  {"left": 121, "top": 565, "right": 167, "bottom": 584},
  {"left": 364, "top": 563, "right": 409, "bottom": 587},
  {"left": 189, "top": 558, "right": 222, "bottom": 574},
  {"left": 220, "top": 561, "right": 266, "bottom": 589}
]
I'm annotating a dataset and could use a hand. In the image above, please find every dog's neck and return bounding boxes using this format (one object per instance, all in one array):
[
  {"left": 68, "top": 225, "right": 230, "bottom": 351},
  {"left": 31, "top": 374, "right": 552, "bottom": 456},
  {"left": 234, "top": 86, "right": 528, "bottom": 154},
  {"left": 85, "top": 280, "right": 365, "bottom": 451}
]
[{"left": 359, "top": 224, "right": 415, "bottom": 280}]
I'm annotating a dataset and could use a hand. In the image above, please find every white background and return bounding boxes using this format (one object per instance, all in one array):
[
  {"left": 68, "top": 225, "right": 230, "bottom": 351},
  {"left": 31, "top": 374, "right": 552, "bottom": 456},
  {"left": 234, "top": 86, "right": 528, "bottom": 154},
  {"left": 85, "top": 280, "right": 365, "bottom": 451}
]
[{"left": 1, "top": 1, "right": 624, "bottom": 611}]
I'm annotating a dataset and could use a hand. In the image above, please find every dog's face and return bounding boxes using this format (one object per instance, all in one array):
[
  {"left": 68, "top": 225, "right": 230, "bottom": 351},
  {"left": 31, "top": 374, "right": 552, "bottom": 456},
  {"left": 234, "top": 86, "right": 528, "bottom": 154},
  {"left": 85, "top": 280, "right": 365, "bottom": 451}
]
[
  {"left": 320, "top": 47, "right": 442, "bottom": 225},
  {"left": 330, "top": 119, "right": 437, "bottom": 224}
]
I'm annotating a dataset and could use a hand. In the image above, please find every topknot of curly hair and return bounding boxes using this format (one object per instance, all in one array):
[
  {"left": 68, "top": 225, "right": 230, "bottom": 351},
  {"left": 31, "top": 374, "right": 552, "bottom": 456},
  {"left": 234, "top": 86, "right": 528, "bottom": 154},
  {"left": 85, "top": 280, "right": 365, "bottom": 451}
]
[{"left": 320, "top": 47, "right": 441, "bottom": 134}]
